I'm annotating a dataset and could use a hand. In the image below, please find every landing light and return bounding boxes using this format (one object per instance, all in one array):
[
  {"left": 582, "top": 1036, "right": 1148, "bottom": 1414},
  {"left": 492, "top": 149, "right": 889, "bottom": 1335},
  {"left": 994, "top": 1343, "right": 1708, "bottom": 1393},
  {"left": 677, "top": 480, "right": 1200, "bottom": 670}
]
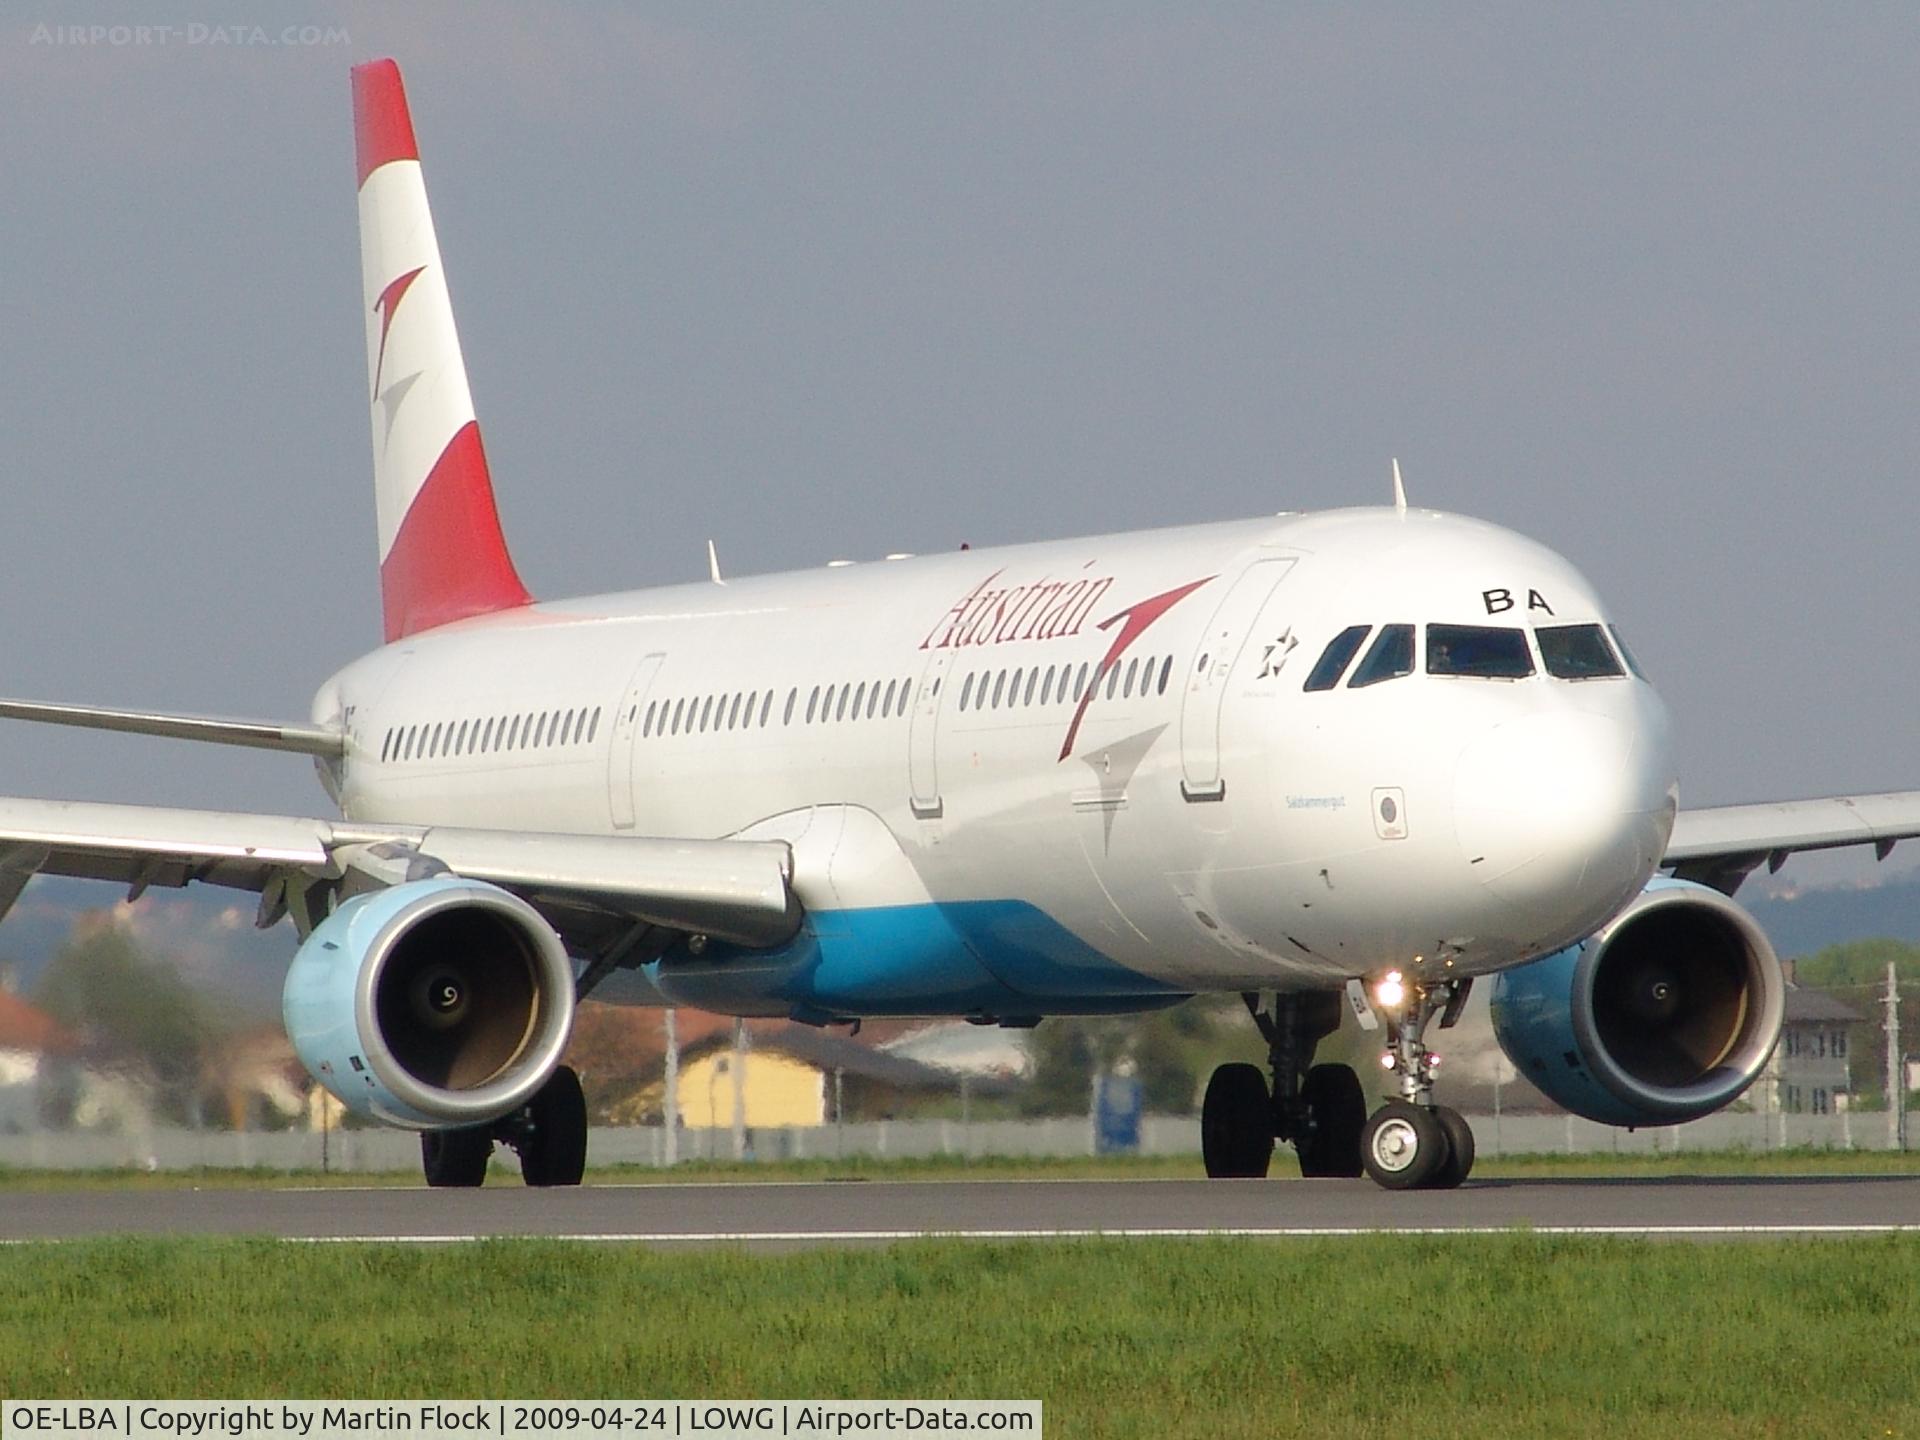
[{"left": 1375, "top": 971, "right": 1406, "bottom": 1009}]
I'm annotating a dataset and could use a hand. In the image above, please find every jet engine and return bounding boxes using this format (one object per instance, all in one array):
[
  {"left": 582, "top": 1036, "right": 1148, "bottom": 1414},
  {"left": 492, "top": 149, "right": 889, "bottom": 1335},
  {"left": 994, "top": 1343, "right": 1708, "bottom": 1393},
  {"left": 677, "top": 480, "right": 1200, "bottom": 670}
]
[
  {"left": 1490, "top": 878, "right": 1784, "bottom": 1127},
  {"left": 283, "top": 877, "right": 575, "bottom": 1129}
]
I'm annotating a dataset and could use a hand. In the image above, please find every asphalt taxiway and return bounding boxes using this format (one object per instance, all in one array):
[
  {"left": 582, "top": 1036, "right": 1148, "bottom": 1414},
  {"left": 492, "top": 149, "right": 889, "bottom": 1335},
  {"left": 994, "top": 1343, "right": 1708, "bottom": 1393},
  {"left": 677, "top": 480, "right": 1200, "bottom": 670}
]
[{"left": 4, "top": 1176, "right": 1918, "bottom": 1245}]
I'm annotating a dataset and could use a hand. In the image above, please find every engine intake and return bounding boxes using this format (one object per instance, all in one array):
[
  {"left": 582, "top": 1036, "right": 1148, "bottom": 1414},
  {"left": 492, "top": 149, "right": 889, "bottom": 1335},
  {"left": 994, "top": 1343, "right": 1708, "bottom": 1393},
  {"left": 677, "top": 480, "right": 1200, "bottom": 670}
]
[
  {"left": 1490, "top": 878, "right": 1784, "bottom": 1126},
  {"left": 284, "top": 877, "right": 575, "bottom": 1129}
]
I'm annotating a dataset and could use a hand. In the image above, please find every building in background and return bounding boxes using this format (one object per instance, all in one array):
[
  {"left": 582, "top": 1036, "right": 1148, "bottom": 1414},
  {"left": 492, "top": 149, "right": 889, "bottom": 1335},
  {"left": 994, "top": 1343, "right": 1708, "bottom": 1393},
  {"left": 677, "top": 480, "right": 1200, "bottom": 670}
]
[{"left": 1766, "top": 987, "right": 1861, "bottom": 1114}]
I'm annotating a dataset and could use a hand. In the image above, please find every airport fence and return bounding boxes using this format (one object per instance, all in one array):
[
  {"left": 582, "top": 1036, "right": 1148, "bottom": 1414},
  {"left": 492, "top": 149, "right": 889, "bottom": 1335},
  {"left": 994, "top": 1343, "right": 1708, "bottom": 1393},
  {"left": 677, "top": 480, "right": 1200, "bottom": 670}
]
[{"left": 0, "top": 1107, "right": 1908, "bottom": 1172}]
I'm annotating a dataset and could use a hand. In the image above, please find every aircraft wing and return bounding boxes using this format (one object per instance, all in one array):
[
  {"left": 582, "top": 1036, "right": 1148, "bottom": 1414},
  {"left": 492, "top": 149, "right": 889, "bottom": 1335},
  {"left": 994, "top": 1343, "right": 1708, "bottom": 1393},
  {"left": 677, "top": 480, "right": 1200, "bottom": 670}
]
[
  {"left": 0, "top": 796, "right": 800, "bottom": 954},
  {"left": 1665, "top": 790, "right": 1920, "bottom": 894},
  {"left": 0, "top": 698, "right": 345, "bottom": 756}
]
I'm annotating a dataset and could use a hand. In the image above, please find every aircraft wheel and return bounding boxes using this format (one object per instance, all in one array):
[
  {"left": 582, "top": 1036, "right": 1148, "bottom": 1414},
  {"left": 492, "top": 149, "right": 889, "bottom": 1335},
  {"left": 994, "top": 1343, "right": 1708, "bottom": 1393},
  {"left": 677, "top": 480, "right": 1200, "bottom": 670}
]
[
  {"left": 1201, "top": 1062, "right": 1274, "bottom": 1178},
  {"left": 1432, "top": 1105, "right": 1477, "bottom": 1189},
  {"left": 1361, "top": 1101, "right": 1450, "bottom": 1190},
  {"left": 518, "top": 1064, "right": 588, "bottom": 1187},
  {"left": 421, "top": 1126, "right": 491, "bottom": 1188},
  {"left": 1296, "top": 1063, "right": 1366, "bottom": 1178}
]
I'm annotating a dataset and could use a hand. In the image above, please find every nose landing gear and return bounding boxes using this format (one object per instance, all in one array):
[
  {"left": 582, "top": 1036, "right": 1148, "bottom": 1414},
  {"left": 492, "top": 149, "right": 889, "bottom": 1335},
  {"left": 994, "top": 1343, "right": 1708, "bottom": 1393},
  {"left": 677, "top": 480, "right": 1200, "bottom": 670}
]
[{"left": 1360, "top": 977, "right": 1475, "bottom": 1190}]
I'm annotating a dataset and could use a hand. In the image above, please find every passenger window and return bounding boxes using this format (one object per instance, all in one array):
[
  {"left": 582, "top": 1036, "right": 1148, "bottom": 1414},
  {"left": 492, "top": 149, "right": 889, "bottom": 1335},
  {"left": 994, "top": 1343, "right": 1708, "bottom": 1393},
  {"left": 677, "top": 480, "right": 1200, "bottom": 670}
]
[
  {"left": 960, "top": 673, "right": 975, "bottom": 711},
  {"left": 899, "top": 677, "right": 912, "bottom": 716},
  {"left": 1158, "top": 655, "right": 1173, "bottom": 695},
  {"left": 1303, "top": 625, "right": 1371, "bottom": 691},
  {"left": 1537, "top": 624, "right": 1625, "bottom": 680},
  {"left": 1123, "top": 657, "right": 1139, "bottom": 699},
  {"left": 1023, "top": 668, "right": 1039, "bottom": 706},
  {"left": 667, "top": 702, "right": 682, "bottom": 738},
  {"left": 644, "top": 701, "right": 657, "bottom": 738},
  {"left": 834, "top": 685, "right": 850, "bottom": 722},
  {"left": 533, "top": 714, "right": 548, "bottom": 746},
  {"left": 1105, "top": 663, "right": 1120, "bottom": 700},
  {"left": 1608, "top": 625, "right": 1649, "bottom": 681},
  {"left": 1348, "top": 624, "right": 1415, "bottom": 688},
  {"left": 1427, "top": 624, "right": 1534, "bottom": 679},
  {"left": 865, "top": 683, "right": 880, "bottom": 720},
  {"left": 992, "top": 671, "right": 1007, "bottom": 708},
  {"left": 589, "top": 708, "right": 602, "bottom": 743},
  {"left": 852, "top": 682, "right": 867, "bottom": 720},
  {"left": 806, "top": 687, "right": 820, "bottom": 723},
  {"left": 726, "top": 693, "right": 740, "bottom": 730},
  {"left": 784, "top": 688, "right": 797, "bottom": 724},
  {"left": 759, "top": 691, "right": 773, "bottom": 727},
  {"left": 884, "top": 679, "right": 898, "bottom": 716},
  {"left": 1075, "top": 662, "right": 1090, "bottom": 701}
]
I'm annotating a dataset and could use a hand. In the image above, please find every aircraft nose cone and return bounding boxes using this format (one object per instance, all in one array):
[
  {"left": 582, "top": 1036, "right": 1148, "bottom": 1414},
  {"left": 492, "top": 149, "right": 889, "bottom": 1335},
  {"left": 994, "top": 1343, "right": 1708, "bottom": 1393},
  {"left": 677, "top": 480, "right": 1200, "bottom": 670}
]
[{"left": 1454, "top": 712, "right": 1670, "bottom": 929}]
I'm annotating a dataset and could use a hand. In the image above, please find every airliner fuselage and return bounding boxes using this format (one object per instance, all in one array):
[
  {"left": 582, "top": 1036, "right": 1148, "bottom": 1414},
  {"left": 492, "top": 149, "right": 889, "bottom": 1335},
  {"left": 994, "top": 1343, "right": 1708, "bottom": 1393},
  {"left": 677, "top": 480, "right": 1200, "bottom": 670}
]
[{"left": 321, "top": 504, "right": 1676, "bottom": 1021}]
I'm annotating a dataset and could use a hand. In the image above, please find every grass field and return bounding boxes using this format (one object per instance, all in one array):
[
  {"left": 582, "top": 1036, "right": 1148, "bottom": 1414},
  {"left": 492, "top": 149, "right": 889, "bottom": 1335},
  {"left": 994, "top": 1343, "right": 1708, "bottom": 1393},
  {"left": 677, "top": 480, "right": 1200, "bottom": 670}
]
[
  {"left": 2, "top": 1234, "right": 1916, "bottom": 1437},
  {"left": 3, "top": 1145, "right": 1919, "bottom": 1189}
]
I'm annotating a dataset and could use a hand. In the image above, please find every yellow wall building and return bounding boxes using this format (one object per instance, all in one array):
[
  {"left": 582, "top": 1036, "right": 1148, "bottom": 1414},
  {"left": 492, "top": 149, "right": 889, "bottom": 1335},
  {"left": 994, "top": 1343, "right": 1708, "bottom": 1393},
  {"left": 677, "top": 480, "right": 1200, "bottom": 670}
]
[{"left": 677, "top": 1047, "right": 826, "bottom": 1130}]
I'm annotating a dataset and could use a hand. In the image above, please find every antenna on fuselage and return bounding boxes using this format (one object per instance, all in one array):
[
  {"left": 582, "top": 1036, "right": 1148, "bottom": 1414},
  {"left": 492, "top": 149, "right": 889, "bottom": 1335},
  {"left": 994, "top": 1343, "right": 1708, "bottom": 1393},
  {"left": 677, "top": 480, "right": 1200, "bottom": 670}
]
[
  {"left": 1391, "top": 458, "right": 1408, "bottom": 516},
  {"left": 707, "top": 539, "right": 726, "bottom": 585}
]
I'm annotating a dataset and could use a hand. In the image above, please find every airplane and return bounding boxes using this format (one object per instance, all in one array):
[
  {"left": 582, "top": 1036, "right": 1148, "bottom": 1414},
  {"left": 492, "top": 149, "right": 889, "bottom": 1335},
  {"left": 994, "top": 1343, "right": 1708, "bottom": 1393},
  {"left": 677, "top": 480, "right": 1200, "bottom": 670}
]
[{"left": 4, "top": 57, "right": 1917, "bottom": 1191}]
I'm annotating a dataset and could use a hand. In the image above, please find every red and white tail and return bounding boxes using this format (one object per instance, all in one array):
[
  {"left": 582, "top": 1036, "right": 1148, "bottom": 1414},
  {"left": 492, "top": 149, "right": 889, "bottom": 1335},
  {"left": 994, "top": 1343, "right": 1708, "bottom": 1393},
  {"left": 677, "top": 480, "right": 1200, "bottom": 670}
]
[{"left": 353, "top": 59, "right": 531, "bottom": 644}]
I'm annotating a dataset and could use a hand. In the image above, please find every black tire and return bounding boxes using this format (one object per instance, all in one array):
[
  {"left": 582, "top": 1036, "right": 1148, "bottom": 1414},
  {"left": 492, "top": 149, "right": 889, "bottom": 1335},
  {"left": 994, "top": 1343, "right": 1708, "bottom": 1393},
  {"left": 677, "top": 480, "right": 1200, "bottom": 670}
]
[
  {"left": 421, "top": 1127, "right": 491, "bottom": 1188},
  {"left": 1201, "top": 1062, "right": 1274, "bottom": 1179},
  {"left": 518, "top": 1065, "right": 588, "bottom": 1187},
  {"left": 1432, "top": 1105, "right": 1476, "bottom": 1190},
  {"left": 1360, "top": 1101, "right": 1450, "bottom": 1190},
  {"left": 1296, "top": 1063, "right": 1366, "bottom": 1178}
]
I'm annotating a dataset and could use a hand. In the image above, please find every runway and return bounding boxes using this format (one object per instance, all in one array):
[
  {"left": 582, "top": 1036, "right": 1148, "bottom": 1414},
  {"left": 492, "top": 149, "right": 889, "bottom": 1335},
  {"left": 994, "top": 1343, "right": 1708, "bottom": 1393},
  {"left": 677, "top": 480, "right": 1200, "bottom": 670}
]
[{"left": 4, "top": 1176, "right": 1919, "bottom": 1244}]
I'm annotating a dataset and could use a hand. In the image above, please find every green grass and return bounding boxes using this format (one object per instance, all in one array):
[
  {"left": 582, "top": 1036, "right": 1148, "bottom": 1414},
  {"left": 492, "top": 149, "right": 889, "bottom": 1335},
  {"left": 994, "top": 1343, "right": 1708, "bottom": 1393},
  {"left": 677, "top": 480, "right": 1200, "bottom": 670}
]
[
  {"left": 3, "top": 1145, "right": 1918, "bottom": 1190},
  {"left": 2, "top": 1235, "right": 1917, "bottom": 1437}
]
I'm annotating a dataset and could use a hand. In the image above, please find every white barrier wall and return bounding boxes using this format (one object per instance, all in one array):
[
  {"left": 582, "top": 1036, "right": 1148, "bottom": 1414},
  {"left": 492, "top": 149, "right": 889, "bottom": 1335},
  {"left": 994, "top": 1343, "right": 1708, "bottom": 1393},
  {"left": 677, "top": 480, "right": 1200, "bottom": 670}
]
[{"left": 0, "top": 1109, "right": 1904, "bottom": 1172}]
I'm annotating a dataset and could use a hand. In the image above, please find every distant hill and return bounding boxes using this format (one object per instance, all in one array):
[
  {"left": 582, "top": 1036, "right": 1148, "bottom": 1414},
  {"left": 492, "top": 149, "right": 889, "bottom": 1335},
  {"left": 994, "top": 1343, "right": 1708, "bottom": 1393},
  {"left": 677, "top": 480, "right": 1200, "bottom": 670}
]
[{"left": 1742, "top": 874, "right": 1920, "bottom": 958}]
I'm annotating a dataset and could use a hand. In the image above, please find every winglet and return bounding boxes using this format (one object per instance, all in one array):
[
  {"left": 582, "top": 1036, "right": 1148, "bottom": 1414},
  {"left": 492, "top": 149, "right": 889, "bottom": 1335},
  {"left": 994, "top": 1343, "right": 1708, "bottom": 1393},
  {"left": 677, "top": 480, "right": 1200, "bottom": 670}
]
[
  {"left": 353, "top": 59, "right": 532, "bottom": 645},
  {"left": 1391, "top": 458, "right": 1408, "bottom": 516},
  {"left": 708, "top": 539, "right": 726, "bottom": 585}
]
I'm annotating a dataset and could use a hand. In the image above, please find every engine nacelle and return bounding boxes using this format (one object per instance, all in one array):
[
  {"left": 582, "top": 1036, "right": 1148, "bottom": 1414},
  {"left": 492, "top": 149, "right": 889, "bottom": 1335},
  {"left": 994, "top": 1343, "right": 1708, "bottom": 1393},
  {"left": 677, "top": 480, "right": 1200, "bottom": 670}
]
[
  {"left": 283, "top": 877, "right": 575, "bottom": 1129},
  {"left": 1490, "top": 878, "right": 1784, "bottom": 1127}
]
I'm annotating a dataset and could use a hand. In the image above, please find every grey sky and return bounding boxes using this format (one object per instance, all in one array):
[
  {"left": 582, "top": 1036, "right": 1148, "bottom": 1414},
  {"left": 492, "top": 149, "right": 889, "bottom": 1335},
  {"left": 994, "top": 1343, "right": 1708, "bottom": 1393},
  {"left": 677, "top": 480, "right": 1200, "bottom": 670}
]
[{"left": 3, "top": 4, "right": 1917, "bottom": 890}]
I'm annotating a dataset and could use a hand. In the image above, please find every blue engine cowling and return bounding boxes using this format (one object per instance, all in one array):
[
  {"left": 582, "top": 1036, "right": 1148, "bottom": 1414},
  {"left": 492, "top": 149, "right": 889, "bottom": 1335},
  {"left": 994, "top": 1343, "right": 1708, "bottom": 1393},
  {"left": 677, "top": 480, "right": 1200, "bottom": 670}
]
[
  {"left": 1490, "top": 877, "right": 1784, "bottom": 1127},
  {"left": 282, "top": 877, "right": 576, "bottom": 1129}
]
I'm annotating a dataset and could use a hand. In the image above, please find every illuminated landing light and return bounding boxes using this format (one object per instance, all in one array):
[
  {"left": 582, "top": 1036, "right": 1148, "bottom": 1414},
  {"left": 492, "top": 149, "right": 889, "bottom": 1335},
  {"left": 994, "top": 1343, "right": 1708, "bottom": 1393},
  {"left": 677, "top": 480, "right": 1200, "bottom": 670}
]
[
  {"left": 1375, "top": 970, "right": 1406, "bottom": 1010},
  {"left": 1381, "top": 1054, "right": 1397, "bottom": 1070}
]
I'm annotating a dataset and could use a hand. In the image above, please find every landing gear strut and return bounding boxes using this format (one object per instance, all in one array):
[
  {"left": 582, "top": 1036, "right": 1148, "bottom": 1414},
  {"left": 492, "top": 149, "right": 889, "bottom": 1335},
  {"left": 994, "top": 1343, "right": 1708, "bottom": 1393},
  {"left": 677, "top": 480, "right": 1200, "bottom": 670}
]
[
  {"left": 1359, "top": 976, "right": 1475, "bottom": 1190},
  {"left": 418, "top": 1064, "right": 589, "bottom": 1189},
  {"left": 1202, "top": 992, "right": 1365, "bottom": 1179}
]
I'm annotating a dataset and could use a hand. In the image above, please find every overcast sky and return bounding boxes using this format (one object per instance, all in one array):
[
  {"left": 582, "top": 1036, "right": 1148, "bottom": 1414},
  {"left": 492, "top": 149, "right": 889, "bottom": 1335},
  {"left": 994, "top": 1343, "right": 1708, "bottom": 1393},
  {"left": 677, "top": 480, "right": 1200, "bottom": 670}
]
[{"left": 3, "top": 4, "right": 1917, "bottom": 890}]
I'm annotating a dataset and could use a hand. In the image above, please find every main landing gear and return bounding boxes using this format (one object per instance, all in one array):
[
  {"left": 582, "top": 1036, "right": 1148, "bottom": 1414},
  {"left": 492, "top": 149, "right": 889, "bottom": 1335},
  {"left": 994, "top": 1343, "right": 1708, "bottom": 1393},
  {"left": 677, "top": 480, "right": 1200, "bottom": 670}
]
[
  {"left": 420, "top": 1064, "right": 589, "bottom": 1189},
  {"left": 1202, "top": 992, "right": 1366, "bottom": 1180},
  {"left": 1201, "top": 979, "right": 1478, "bottom": 1190},
  {"left": 1358, "top": 976, "right": 1475, "bottom": 1190}
]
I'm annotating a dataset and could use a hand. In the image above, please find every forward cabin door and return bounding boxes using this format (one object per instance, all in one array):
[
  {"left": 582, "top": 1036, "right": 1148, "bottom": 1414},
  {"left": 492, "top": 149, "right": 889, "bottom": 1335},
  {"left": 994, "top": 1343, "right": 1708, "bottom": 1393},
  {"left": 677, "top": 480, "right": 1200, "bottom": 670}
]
[
  {"left": 607, "top": 652, "right": 666, "bottom": 829},
  {"left": 908, "top": 649, "right": 953, "bottom": 818},
  {"left": 1178, "top": 557, "right": 1296, "bottom": 801}
]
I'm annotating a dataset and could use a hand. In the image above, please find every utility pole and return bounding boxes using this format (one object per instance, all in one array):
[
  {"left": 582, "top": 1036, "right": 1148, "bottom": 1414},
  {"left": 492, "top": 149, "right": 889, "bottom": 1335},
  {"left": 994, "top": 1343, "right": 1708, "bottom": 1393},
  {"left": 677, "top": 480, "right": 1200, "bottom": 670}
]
[
  {"left": 1888, "top": 961, "right": 1904, "bottom": 1151},
  {"left": 731, "top": 1016, "right": 749, "bottom": 1161},
  {"left": 662, "top": 1008, "right": 679, "bottom": 1167}
]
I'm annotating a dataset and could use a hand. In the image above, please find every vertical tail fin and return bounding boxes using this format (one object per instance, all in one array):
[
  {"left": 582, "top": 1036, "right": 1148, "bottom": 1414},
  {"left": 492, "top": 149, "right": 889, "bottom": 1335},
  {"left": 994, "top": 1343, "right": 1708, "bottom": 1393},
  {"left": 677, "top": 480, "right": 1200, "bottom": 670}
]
[{"left": 353, "top": 59, "right": 531, "bottom": 643}]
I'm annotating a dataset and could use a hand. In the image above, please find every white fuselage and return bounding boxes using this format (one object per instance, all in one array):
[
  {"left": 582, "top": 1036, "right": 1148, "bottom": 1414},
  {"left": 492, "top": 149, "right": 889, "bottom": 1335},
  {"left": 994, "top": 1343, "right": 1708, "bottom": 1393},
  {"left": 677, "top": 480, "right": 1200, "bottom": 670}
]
[{"left": 315, "top": 505, "right": 1677, "bottom": 1014}]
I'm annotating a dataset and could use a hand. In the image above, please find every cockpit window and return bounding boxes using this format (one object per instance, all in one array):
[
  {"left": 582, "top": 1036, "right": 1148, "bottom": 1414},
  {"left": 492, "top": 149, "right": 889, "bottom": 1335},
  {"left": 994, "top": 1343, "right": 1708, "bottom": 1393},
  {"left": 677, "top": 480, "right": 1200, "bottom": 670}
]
[
  {"left": 1538, "top": 623, "right": 1625, "bottom": 680},
  {"left": 1426, "top": 624, "right": 1534, "bottom": 679},
  {"left": 1609, "top": 624, "right": 1648, "bottom": 681},
  {"left": 1303, "top": 625, "right": 1372, "bottom": 692},
  {"left": 1347, "top": 624, "right": 1415, "bottom": 688}
]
